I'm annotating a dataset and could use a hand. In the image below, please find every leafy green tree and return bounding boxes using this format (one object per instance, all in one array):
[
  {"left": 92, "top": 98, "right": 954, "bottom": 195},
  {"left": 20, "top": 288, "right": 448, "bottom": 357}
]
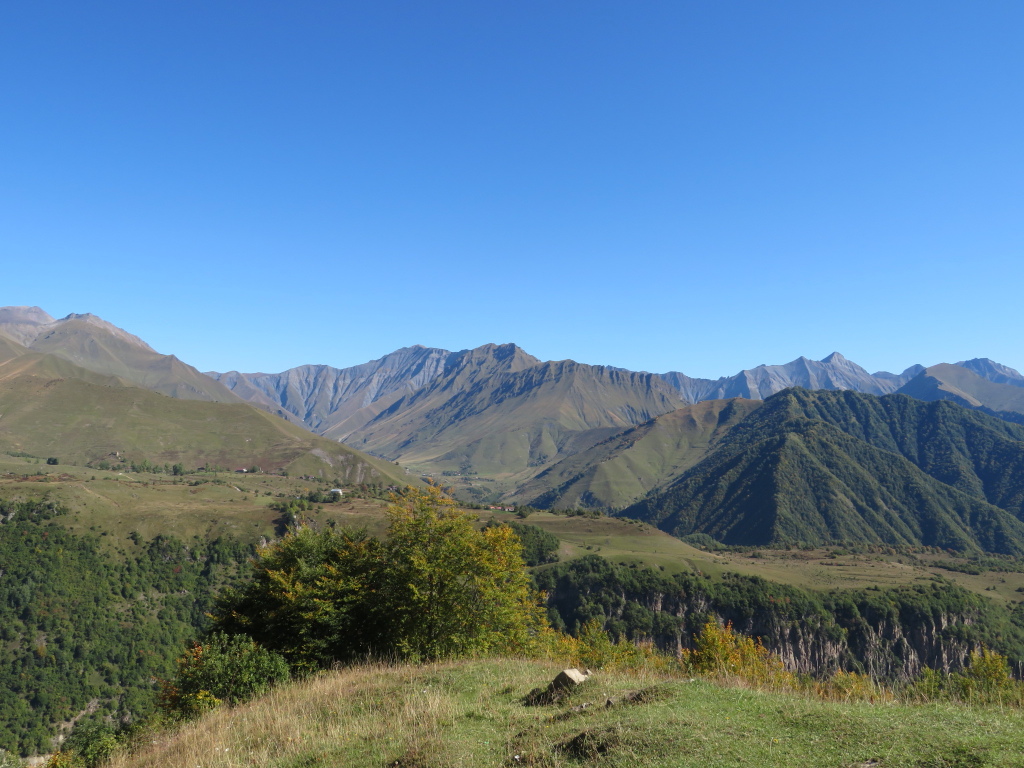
[
  {"left": 485, "top": 520, "right": 559, "bottom": 566},
  {"left": 213, "top": 484, "right": 546, "bottom": 665},
  {"left": 383, "top": 484, "right": 545, "bottom": 660},
  {"left": 213, "top": 529, "right": 387, "bottom": 669}
]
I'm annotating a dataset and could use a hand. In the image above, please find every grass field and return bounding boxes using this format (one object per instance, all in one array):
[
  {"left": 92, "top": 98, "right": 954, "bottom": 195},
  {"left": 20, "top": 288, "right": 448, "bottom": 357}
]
[
  {"left": 0, "top": 455, "right": 392, "bottom": 546},
  {"left": 103, "top": 658, "right": 1024, "bottom": 768},
  {"left": 5, "top": 454, "right": 1024, "bottom": 604},
  {"left": 477, "top": 510, "right": 1024, "bottom": 604},
  {"left": 8, "top": 454, "right": 1024, "bottom": 610}
]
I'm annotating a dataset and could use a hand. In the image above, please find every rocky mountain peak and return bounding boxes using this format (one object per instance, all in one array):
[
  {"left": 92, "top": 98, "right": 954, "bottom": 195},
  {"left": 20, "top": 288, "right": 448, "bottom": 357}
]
[
  {"left": 55, "top": 313, "right": 156, "bottom": 351},
  {"left": 956, "top": 358, "right": 1024, "bottom": 388}
]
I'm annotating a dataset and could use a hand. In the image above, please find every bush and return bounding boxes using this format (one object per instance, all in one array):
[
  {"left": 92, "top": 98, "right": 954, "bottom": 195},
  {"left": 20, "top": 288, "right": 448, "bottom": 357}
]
[
  {"left": 683, "top": 620, "right": 793, "bottom": 688},
  {"left": 949, "top": 648, "right": 1018, "bottom": 704},
  {"left": 159, "top": 633, "right": 289, "bottom": 719}
]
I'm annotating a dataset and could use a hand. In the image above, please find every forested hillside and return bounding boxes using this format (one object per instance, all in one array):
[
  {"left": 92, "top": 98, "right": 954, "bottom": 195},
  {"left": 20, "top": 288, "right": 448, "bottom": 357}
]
[
  {"left": 623, "top": 389, "right": 1024, "bottom": 551},
  {"left": 0, "top": 500, "right": 252, "bottom": 755}
]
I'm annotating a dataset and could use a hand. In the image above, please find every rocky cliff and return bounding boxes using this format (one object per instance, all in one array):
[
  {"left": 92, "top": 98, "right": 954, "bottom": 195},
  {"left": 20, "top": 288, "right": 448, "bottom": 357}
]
[{"left": 537, "top": 556, "right": 1024, "bottom": 680}]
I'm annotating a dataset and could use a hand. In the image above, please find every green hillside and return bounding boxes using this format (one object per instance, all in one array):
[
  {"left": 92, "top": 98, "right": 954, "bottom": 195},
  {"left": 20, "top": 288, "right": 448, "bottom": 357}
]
[
  {"left": 623, "top": 389, "right": 1024, "bottom": 553},
  {"left": 0, "top": 371, "right": 409, "bottom": 484},
  {"left": 512, "top": 398, "right": 762, "bottom": 510},
  {"left": 729, "top": 388, "right": 1024, "bottom": 517}
]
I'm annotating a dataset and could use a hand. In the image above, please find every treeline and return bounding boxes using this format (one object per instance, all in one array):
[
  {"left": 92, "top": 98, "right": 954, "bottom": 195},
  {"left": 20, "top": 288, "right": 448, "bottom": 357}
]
[
  {"left": 0, "top": 500, "right": 254, "bottom": 757},
  {"left": 535, "top": 555, "right": 1024, "bottom": 679}
]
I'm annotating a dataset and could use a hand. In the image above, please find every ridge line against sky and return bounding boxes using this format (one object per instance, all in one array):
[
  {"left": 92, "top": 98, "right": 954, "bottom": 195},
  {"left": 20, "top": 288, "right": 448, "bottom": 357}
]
[
  {"left": 2, "top": 2, "right": 1022, "bottom": 378},
  {"left": 2, "top": 305, "right": 1010, "bottom": 380}
]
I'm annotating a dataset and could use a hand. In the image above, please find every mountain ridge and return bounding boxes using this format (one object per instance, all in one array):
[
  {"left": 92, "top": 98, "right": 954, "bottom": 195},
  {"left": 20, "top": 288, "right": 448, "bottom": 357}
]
[{"left": 619, "top": 388, "right": 1024, "bottom": 553}]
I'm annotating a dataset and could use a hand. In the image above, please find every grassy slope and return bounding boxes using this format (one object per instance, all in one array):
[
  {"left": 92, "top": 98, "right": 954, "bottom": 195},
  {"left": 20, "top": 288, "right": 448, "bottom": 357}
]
[
  {"left": 5, "top": 455, "right": 1020, "bottom": 603},
  {"left": 474, "top": 510, "right": 1024, "bottom": 604},
  {"left": 0, "top": 343, "right": 127, "bottom": 387},
  {"left": 510, "top": 398, "right": 763, "bottom": 510},
  {"left": 105, "top": 659, "right": 1024, "bottom": 768},
  {"left": 0, "top": 456, "right": 398, "bottom": 544},
  {"left": 23, "top": 318, "right": 243, "bottom": 403},
  {"left": 0, "top": 373, "right": 409, "bottom": 484},
  {"left": 899, "top": 364, "right": 1024, "bottom": 415}
]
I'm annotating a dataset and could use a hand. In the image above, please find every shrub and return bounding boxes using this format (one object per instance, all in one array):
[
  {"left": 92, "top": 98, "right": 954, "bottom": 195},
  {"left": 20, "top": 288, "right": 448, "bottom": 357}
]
[
  {"left": 682, "top": 620, "right": 793, "bottom": 688},
  {"left": 949, "top": 648, "right": 1019, "bottom": 704},
  {"left": 159, "top": 633, "right": 289, "bottom": 720}
]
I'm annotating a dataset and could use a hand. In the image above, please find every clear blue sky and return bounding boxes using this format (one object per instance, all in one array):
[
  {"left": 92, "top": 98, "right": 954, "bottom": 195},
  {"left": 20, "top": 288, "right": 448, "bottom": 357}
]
[{"left": 2, "top": 2, "right": 1021, "bottom": 378}]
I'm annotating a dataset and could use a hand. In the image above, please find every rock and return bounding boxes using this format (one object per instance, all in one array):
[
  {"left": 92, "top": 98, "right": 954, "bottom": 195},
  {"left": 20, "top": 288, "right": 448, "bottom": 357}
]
[
  {"left": 551, "top": 668, "right": 590, "bottom": 690},
  {"left": 523, "top": 668, "right": 592, "bottom": 706}
]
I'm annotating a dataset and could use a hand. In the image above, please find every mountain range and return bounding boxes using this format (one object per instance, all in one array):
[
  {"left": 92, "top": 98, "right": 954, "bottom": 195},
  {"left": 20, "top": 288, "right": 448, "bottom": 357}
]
[
  {"left": 622, "top": 388, "right": 1024, "bottom": 553},
  {"left": 0, "top": 307, "right": 405, "bottom": 483},
  {"left": 208, "top": 339, "right": 1024, "bottom": 504},
  {"left": 5, "top": 304, "right": 1024, "bottom": 553}
]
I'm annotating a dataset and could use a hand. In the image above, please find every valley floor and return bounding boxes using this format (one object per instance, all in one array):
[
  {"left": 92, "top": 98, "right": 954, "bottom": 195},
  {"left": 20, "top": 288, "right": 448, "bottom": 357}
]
[{"left": 105, "top": 659, "right": 1024, "bottom": 768}]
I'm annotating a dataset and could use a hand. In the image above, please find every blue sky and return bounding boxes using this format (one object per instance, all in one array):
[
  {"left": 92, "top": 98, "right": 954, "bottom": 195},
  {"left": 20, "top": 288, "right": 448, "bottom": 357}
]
[{"left": 2, "top": 2, "right": 1021, "bottom": 378}]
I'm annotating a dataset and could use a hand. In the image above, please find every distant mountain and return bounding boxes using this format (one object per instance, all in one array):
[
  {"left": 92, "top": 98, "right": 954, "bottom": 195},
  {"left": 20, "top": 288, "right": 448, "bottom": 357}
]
[
  {"left": 621, "top": 389, "right": 1024, "bottom": 554},
  {"left": 956, "top": 358, "right": 1024, "bottom": 389},
  {"left": 0, "top": 307, "right": 240, "bottom": 403},
  {"left": 212, "top": 345, "right": 1024, "bottom": 490},
  {"left": 322, "top": 344, "right": 689, "bottom": 479},
  {"left": 897, "top": 364, "right": 1024, "bottom": 422},
  {"left": 209, "top": 345, "right": 471, "bottom": 433},
  {"left": 659, "top": 352, "right": 923, "bottom": 402}
]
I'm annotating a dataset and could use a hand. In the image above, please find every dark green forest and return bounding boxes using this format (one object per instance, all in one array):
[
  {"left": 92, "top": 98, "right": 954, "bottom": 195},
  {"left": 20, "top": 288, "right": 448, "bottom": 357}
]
[
  {"left": 623, "top": 389, "right": 1024, "bottom": 552},
  {"left": 0, "top": 500, "right": 252, "bottom": 756}
]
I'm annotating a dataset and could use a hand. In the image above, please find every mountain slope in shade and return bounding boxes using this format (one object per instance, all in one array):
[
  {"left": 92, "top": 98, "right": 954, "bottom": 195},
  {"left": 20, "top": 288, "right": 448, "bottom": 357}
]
[
  {"left": 621, "top": 389, "right": 1024, "bottom": 554},
  {"left": 511, "top": 398, "right": 763, "bottom": 510},
  {"left": 897, "top": 364, "right": 1024, "bottom": 421},
  {"left": 322, "top": 346, "right": 689, "bottom": 479},
  {"left": 0, "top": 307, "right": 241, "bottom": 403},
  {"left": 659, "top": 352, "right": 923, "bottom": 402}
]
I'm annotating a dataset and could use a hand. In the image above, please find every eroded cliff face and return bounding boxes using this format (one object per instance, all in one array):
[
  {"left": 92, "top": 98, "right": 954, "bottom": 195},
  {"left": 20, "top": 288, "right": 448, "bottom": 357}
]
[
  {"left": 745, "top": 611, "right": 979, "bottom": 679},
  {"left": 623, "top": 590, "right": 978, "bottom": 679},
  {"left": 537, "top": 558, "right": 1018, "bottom": 680}
]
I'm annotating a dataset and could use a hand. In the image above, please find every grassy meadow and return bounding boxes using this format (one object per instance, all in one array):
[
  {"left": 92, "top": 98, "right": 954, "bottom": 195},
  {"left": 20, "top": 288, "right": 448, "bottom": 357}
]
[
  {"left": 0, "top": 455, "right": 392, "bottom": 545},
  {"left": 5, "top": 451, "right": 1023, "bottom": 602},
  {"left": 103, "top": 658, "right": 1024, "bottom": 768}
]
